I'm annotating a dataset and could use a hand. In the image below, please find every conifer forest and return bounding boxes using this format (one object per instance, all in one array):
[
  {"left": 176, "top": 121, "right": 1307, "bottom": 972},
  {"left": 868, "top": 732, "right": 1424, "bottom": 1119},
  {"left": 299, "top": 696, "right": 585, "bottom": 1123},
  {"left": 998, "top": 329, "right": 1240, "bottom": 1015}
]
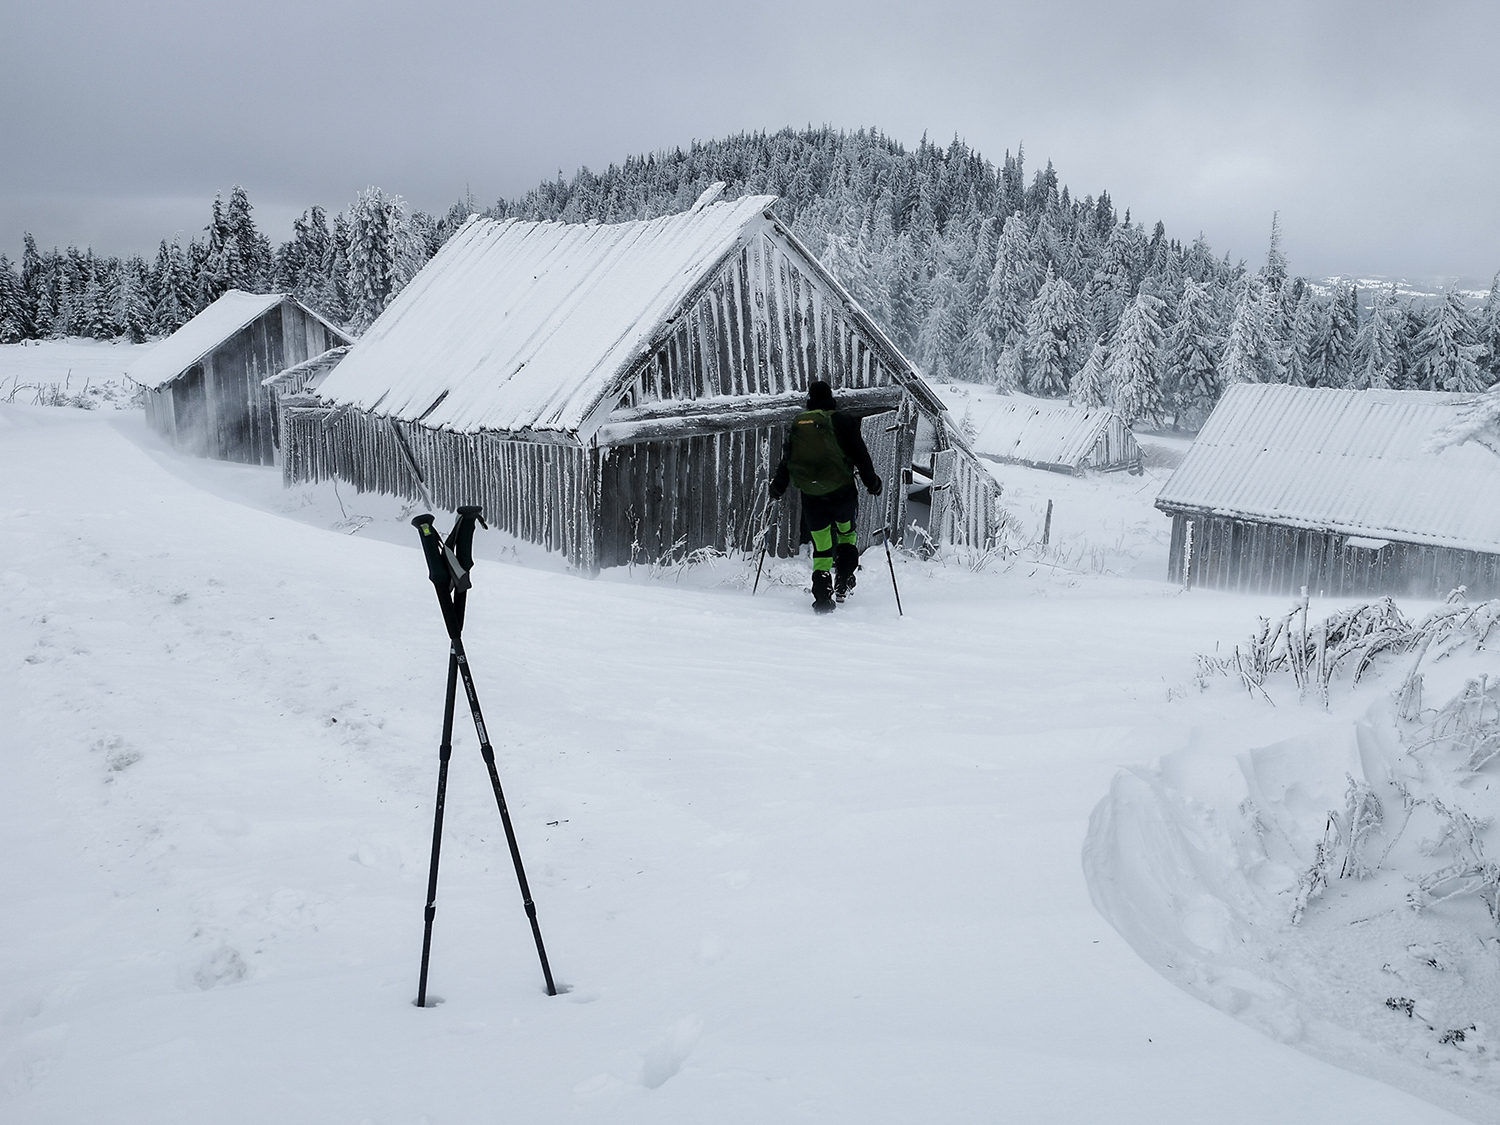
[{"left": 3, "top": 127, "right": 1497, "bottom": 427}]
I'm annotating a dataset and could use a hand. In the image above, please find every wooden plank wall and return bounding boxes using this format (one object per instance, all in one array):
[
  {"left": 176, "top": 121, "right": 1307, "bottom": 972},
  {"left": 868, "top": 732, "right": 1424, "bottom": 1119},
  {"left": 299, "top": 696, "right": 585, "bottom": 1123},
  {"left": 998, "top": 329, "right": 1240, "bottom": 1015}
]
[
  {"left": 857, "top": 410, "right": 904, "bottom": 549},
  {"left": 1170, "top": 513, "right": 1500, "bottom": 599},
  {"left": 145, "top": 300, "right": 340, "bottom": 466},
  {"left": 615, "top": 233, "right": 903, "bottom": 412},
  {"left": 930, "top": 448, "right": 999, "bottom": 551},
  {"left": 594, "top": 423, "right": 794, "bottom": 568},
  {"left": 281, "top": 406, "right": 595, "bottom": 569}
]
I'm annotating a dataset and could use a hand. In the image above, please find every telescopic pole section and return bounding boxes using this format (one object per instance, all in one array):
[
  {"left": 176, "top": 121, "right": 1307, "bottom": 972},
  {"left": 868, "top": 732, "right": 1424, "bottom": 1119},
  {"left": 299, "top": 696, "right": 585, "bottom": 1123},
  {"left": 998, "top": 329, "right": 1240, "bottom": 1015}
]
[
  {"left": 415, "top": 648, "right": 459, "bottom": 1008},
  {"left": 879, "top": 526, "right": 904, "bottom": 617},
  {"left": 752, "top": 497, "right": 780, "bottom": 596},
  {"left": 450, "top": 634, "right": 558, "bottom": 996}
]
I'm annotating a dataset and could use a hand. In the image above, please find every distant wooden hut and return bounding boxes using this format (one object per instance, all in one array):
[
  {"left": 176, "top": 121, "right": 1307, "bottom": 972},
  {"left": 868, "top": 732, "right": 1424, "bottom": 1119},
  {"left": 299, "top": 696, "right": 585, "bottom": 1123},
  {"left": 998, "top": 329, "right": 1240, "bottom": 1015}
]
[
  {"left": 1157, "top": 384, "right": 1500, "bottom": 598},
  {"left": 966, "top": 394, "right": 1141, "bottom": 475},
  {"left": 279, "top": 192, "right": 1000, "bottom": 572},
  {"left": 132, "top": 291, "right": 352, "bottom": 464}
]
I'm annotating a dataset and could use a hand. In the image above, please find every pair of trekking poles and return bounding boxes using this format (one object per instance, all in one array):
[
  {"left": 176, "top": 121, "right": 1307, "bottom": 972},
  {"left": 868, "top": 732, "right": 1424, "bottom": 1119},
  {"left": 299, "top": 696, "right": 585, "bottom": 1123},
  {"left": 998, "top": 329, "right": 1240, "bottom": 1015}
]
[
  {"left": 410, "top": 506, "right": 556, "bottom": 1006},
  {"left": 750, "top": 497, "right": 903, "bottom": 616}
]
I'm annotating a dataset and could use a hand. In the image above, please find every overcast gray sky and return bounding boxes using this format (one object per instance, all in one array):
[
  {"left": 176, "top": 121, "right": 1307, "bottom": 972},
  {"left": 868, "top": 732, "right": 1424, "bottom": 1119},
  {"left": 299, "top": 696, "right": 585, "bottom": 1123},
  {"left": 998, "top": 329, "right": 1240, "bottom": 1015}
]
[{"left": 2, "top": 0, "right": 1496, "bottom": 282}]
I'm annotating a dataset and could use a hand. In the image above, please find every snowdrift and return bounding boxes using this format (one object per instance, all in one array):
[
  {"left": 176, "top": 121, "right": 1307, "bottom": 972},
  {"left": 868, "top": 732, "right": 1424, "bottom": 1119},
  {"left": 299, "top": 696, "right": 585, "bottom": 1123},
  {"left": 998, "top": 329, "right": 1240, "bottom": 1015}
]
[{"left": 1086, "top": 601, "right": 1500, "bottom": 1123}]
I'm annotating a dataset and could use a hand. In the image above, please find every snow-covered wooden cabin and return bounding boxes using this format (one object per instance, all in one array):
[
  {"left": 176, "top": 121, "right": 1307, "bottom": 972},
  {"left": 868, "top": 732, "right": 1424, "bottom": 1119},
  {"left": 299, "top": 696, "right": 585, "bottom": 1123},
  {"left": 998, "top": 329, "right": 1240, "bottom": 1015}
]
[
  {"left": 279, "top": 193, "right": 1000, "bottom": 571},
  {"left": 966, "top": 394, "right": 1140, "bottom": 475},
  {"left": 132, "top": 291, "right": 353, "bottom": 465},
  {"left": 1156, "top": 384, "right": 1500, "bottom": 597}
]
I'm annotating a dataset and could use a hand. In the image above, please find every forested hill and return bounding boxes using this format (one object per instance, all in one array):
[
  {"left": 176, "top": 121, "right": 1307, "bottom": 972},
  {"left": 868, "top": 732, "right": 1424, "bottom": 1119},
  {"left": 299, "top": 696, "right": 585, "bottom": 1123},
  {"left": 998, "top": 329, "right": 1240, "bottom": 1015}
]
[{"left": 3, "top": 127, "right": 1498, "bottom": 425}]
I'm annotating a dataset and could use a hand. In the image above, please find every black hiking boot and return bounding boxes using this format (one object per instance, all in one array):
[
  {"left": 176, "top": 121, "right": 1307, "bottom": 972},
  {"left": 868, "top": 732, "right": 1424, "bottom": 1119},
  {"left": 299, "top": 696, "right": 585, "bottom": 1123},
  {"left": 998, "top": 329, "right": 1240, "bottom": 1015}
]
[
  {"left": 834, "top": 544, "right": 859, "bottom": 602},
  {"left": 812, "top": 570, "right": 836, "bottom": 614}
]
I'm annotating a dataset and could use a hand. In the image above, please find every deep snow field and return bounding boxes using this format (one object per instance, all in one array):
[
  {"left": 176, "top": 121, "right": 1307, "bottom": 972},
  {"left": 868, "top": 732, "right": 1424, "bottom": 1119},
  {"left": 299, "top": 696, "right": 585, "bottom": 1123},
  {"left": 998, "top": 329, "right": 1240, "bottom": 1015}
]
[
  {"left": 0, "top": 339, "right": 145, "bottom": 410},
  {"left": 3, "top": 385, "right": 1498, "bottom": 1122}
]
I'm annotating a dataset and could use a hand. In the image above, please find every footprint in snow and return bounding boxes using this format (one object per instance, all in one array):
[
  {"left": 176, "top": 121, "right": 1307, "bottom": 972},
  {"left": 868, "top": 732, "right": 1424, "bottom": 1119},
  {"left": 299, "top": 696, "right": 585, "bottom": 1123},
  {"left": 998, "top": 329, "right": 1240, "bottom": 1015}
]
[
  {"left": 641, "top": 1015, "right": 702, "bottom": 1089},
  {"left": 185, "top": 944, "right": 249, "bottom": 990}
]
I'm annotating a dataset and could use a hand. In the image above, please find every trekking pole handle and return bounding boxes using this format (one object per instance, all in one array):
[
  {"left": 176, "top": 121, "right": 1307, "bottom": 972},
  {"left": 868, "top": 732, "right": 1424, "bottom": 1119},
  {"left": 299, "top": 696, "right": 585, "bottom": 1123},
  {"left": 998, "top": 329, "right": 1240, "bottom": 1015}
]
[
  {"left": 448, "top": 505, "right": 487, "bottom": 573},
  {"left": 412, "top": 514, "right": 450, "bottom": 587}
]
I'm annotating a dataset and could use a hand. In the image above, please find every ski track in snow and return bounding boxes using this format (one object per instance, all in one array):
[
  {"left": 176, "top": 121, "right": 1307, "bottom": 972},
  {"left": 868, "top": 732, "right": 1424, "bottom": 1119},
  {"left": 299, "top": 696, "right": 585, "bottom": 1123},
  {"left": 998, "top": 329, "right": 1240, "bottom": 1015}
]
[{"left": 0, "top": 401, "right": 1483, "bottom": 1123}]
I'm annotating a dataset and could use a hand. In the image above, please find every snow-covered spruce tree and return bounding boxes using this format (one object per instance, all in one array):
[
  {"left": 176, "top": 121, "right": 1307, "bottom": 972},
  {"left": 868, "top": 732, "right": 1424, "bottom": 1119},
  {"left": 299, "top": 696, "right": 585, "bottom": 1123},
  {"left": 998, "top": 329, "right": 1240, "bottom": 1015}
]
[
  {"left": 1318, "top": 281, "right": 1358, "bottom": 386},
  {"left": 14, "top": 233, "right": 43, "bottom": 339},
  {"left": 150, "top": 239, "right": 193, "bottom": 334},
  {"left": 1220, "top": 279, "right": 1282, "bottom": 384},
  {"left": 346, "top": 187, "right": 423, "bottom": 332},
  {"left": 1071, "top": 335, "right": 1111, "bottom": 408},
  {"left": 195, "top": 194, "right": 233, "bottom": 307},
  {"left": 113, "top": 258, "right": 151, "bottom": 343},
  {"left": 953, "top": 219, "right": 999, "bottom": 378},
  {"left": 319, "top": 213, "right": 355, "bottom": 326},
  {"left": 1089, "top": 222, "right": 1142, "bottom": 339},
  {"left": 977, "top": 212, "right": 1039, "bottom": 361},
  {"left": 1284, "top": 287, "right": 1319, "bottom": 387},
  {"left": 1162, "top": 277, "right": 1222, "bottom": 423},
  {"left": 1396, "top": 303, "right": 1429, "bottom": 389},
  {"left": 1480, "top": 272, "right": 1500, "bottom": 385},
  {"left": 81, "top": 259, "right": 110, "bottom": 339},
  {"left": 278, "top": 205, "right": 346, "bottom": 324},
  {"left": 224, "top": 186, "right": 274, "bottom": 292},
  {"left": 1418, "top": 286, "right": 1488, "bottom": 392},
  {"left": 1351, "top": 286, "right": 1402, "bottom": 389},
  {"left": 1023, "top": 264, "right": 1080, "bottom": 396},
  {"left": 1107, "top": 291, "right": 1166, "bottom": 425},
  {"left": 1263, "top": 211, "right": 1288, "bottom": 293},
  {"left": 915, "top": 256, "right": 966, "bottom": 382},
  {"left": 0, "top": 255, "right": 23, "bottom": 343},
  {"left": 993, "top": 336, "right": 1025, "bottom": 392}
]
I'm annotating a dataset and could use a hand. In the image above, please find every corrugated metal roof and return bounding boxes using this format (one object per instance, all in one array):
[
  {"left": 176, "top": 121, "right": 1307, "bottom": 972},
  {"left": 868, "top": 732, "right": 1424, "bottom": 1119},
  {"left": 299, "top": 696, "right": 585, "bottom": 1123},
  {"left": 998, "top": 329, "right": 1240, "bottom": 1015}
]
[
  {"left": 314, "top": 196, "right": 778, "bottom": 437},
  {"left": 1156, "top": 384, "right": 1500, "bottom": 553},
  {"left": 127, "top": 291, "right": 285, "bottom": 389},
  {"left": 968, "top": 395, "right": 1130, "bottom": 469}
]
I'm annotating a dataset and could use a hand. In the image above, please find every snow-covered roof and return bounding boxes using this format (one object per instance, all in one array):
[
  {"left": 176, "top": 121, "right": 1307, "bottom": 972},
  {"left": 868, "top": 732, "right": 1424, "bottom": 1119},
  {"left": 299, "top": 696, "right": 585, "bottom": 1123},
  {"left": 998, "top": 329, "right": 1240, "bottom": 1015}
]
[
  {"left": 314, "top": 196, "right": 778, "bottom": 437},
  {"left": 1156, "top": 384, "right": 1500, "bottom": 553},
  {"left": 965, "top": 394, "right": 1133, "bottom": 470},
  {"left": 127, "top": 291, "right": 284, "bottom": 390}
]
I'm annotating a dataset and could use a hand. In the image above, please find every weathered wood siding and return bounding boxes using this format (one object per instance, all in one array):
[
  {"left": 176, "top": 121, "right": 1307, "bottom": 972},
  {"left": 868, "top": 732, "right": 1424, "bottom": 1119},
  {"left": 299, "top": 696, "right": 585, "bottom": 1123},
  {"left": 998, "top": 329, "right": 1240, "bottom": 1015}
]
[
  {"left": 595, "top": 424, "right": 786, "bottom": 568},
  {"left": 857, "top": 409, "right": 908, "bottom": 548},
  {"left": 144, "top": 299, "right": 341, "bottom": 465},
  {"left": 930, "top": 446, "right": 1001, "bottom": 551},
  {"left": 591, "top": 407, "right": 912, "bottom": 569},
  {"left": 1082, "top": 415, "right": 1142, "bottom": 474},
  {"left": 1166, "top": 512, "right": 1500, "bottom": 599},
  {"left": 282, "top": 406, "right": 595, "bottom": 569},
  {"left": 608, "top": 230, "right": 921, "bottom": 414}
]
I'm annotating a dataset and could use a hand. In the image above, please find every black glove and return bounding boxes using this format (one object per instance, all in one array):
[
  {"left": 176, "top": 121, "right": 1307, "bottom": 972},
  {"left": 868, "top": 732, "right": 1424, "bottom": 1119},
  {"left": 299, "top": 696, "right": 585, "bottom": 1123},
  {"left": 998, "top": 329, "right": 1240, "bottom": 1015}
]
[
  {"left": 769, "top": 483, "right": 785, "bottom": 501},
  {"left": 865, "top": 477, "right": 883, "bottom": 496}
]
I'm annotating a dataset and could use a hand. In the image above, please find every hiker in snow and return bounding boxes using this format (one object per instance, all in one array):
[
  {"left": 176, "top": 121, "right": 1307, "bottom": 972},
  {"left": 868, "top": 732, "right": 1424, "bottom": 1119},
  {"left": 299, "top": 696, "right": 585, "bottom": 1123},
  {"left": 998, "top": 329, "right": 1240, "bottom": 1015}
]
[{"left": 769, "top": 381, "right": 883, "bottom": 612}]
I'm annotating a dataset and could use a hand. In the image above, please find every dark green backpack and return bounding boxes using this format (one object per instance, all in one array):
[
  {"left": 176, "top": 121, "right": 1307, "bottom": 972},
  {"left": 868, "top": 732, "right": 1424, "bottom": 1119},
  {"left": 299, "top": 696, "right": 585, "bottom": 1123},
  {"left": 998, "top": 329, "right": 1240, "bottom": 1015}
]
[{"left": 786, "top": 410, "right": 853, "bottom": 496}]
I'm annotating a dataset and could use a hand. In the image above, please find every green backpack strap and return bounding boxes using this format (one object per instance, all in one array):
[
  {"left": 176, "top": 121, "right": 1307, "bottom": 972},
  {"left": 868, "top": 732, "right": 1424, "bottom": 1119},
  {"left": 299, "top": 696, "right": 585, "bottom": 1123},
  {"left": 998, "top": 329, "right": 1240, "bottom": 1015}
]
[{"left": 787, "top": 410, "right": 854, "bottom": 496}]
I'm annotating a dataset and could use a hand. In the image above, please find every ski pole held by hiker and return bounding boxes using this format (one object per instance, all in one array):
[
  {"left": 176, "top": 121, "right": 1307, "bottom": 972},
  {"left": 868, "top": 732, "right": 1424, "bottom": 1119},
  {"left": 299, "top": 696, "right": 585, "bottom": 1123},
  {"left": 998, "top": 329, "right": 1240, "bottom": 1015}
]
[{"left": 769, "top": 381, "right": 883, "bottom": 613}]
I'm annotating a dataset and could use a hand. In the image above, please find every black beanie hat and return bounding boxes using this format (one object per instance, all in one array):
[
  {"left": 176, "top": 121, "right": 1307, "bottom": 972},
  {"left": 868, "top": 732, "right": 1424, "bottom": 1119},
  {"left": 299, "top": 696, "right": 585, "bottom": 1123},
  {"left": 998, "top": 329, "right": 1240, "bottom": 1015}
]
[{"left": 807, "top": 381, "right": 836, "bottom": 411}]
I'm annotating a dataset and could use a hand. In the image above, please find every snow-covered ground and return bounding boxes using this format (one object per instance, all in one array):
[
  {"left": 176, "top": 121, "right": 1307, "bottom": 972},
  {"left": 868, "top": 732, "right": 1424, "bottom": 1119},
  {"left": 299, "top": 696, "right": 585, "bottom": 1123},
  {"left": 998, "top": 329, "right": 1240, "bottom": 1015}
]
[
  {"left": 0, "top": 339, "right": 152, "bottom": 410},
  {"left": 1089, "top": 600, "right": 1500, "bottom": 1123},
  {"left": 0, "top": 401, "right": 1491, "bottom": 1123}
]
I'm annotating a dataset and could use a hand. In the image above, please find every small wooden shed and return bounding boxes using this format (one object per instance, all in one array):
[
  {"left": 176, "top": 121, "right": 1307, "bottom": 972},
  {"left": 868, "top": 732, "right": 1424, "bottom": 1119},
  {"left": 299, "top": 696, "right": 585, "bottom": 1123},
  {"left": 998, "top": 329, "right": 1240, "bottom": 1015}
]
[
  {"left": 965, "top": 394, "right": 1141, "bottom": 475},
  {"left": 279, "top": 193, "right": 1000, "bottom": 571},
  {"left": 1157, "top": 384, "right": 1500, "bottom": 598},
  {"left": 133, "top": 291, "right": 352, "bottom": 464}
]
